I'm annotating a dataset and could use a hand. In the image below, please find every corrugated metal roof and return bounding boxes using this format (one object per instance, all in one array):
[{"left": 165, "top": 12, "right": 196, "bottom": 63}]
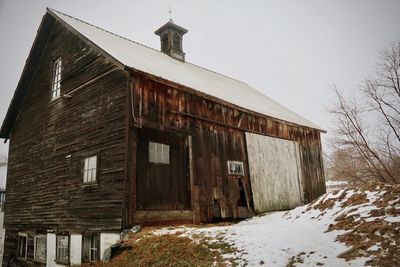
[{"left": 48, "top": 9, "right": 324, "bottom": 131}]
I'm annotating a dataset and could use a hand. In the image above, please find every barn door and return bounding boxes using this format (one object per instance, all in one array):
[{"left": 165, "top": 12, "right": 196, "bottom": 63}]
[
  {"left": 245, "top": 132, "right": 304, "bottom": 213},
  {"left": 137, "top": 128, "right": 191, "bottom": 210}
]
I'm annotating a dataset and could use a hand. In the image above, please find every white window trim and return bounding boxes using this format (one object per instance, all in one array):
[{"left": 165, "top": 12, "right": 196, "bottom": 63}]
[
  {"left": 227, "top": 161, "right": 245, "bottom": 176},
  {"left": 56, "top": 234, "right": 70, "bottom": 262},
  {"left": 83, "top": 234, "right": 100, "bottom": 263},
  {"left": 51, "top": 57, "right": 62, "bottom": 101},
  {"left": 17, "top": 232, "right": 28, "bottom": 260},
  {"left": 149, "top": 142, "right": 170, "bottom": 164},
  {"left": 33, "top": 234, "right": 47, "bottom": 262},
  {"left": 83, "top": 156, "right": 98, "bottom": 183}
]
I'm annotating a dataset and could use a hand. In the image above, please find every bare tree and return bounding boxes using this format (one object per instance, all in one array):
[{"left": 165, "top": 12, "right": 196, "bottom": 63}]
[{"left": 329, "top": 41, "right": 400, "bottom": 184}]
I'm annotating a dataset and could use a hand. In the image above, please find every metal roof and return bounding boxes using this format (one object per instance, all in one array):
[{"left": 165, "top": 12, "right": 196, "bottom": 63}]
[
  {"left": 48, "top": 9, "right": 323, "bottom": 131},
  {"left": 0, "top": 9, "right": 324, "bottom": 139},
  {"left": 154, "top": 19, "right": 188, "bottom": 35}
]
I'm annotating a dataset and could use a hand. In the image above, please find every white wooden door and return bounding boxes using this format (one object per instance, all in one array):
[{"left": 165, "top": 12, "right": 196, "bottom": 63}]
[{"left": 245, "top": 132, "right": 304, "bottom": 213}]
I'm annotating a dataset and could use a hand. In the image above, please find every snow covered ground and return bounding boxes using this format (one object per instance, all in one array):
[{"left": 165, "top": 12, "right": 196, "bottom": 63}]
[{"left": 154, "top": 184, "right": 400, "bottom": 266}]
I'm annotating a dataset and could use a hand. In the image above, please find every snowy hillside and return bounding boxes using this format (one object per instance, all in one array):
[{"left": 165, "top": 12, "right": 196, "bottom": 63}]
[{"left": 150, "top": 183, "right": 400, "bottom": 267}]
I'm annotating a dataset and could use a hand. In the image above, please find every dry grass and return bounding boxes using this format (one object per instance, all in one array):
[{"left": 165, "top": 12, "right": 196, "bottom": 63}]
[
  {"left": 322, "top": 183, "right": 400, "bottom": 267},
  {"left": 91, "top": 227, "right": 244, "bottom": 267}
]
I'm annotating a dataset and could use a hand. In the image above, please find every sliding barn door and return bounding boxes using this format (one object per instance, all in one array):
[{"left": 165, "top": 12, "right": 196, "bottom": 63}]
[{"left": 245, "top": 132, "right": 304, "bottom": 213}]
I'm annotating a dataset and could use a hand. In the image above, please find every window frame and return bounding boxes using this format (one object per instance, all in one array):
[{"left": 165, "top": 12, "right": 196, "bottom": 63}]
[
  {"left": 227, "top": 161, "right": 245, "bottom": 176},
  {"left": 33, "top": 234, "right": 47, "bottom": 263},
  {"left": 148, "top": 142, "right": 170, "bottom": 164},
  {"left": 162, "top": 33, "right": 169, "bottom": 52},
  {"left": 82, "top": 233, "right": 100, "bottom": 263},
  {"left": 51, "top": 57, "right": 62, "bottom": 101},
  {"left": 173, "top": 32, "right": 181, "bottom": 50},
  {"left": 55, "top": 234, "right": 70, "bottom": 264},
  {"left": 83, "top": 155, "right": 98, "bottom": 183},
  {"left": 17, "top": 232, "right": 28, "bottom": 260}
]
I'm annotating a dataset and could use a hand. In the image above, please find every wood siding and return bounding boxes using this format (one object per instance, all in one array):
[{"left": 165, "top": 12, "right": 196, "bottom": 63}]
[
  {"left": 128, "top": 73, "right": 326, "bottom": 223},
  {"left": 3, "top": 20, "right": 127, "bottom": 265},
  {"left": 136, "top": 128, "right": 191, "bottom": 211},
  {"left": 246, "top": 132, "right": 303, "bottom": 212}
]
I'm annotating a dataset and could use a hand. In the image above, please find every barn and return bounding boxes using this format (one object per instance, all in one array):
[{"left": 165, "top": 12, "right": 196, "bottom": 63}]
[{"left": 0, "top": 8, "right": 326, "bottom": 266}]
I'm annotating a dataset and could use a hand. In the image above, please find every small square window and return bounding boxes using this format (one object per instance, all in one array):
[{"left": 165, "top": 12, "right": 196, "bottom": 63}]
[
  {"left": 56, "top": 235, "right": 69, "bottom": 262},
  {"left": 149, "top": 142, "right": 169, "bottom": 164},
  {"left": 34, "top": 235, "right": 47, "bottom": 262},
  {"left": 17, "top": 233, "right": 28, "bottom": 260},
  {"left": 227, "top": 161, "right": 244, "bottom": 176},
  {"left": 82, "top": 234, "right": 100, "bottom": 263},
  {"left": 83, "top": 156, "right": 97, "bottom": 183},
  {"left": 51, "top": 58, "right": 62, "bottom": 100}
]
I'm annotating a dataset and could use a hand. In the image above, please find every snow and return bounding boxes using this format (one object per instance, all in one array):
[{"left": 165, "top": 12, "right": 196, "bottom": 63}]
[
  {"left": 47, "top": 8, "right": 323, "bottom": 131},
  {"left": 155, "top": 209, "right": 369, "bottom": 267},
  {"left": 152, "top": 186, "right": 400, "bottom": 266},
  {"left": 384, "top": 216, "right": 400, "bottom": 223},
  {"left": 326, "top": 180, "right": 349, "bottom": 187},
  {"left": 367, "top": 245, "right": 379, "bottom": 252}
]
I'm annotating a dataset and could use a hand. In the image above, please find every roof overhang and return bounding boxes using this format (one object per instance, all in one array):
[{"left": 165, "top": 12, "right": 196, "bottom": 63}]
[{"left": 154, "top": 19, "right": 188, "bottom": 36}]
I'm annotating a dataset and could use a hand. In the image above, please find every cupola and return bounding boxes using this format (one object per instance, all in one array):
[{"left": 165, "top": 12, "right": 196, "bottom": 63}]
[{"left": 154, "top": 19, "right": 188, "bottom": 62}]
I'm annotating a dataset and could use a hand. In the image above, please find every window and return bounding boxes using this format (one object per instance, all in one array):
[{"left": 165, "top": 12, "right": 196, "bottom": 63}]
[
  {"left": 162, "top": 33, "right": 168, "bottom": 52},
  {"left": 227, "top": 161, "right": 244, "bottom": 176},
  {"left": 82, "top": 234, "right": 100, "bottom": 263},
  {"left": 17, "top": 233, "right": 28, "bottom": 259},
  {"left": 149, "top": 142, "right": 169, "bottom": 164},
  {"left": 173, "top": 32, "right": 181, "bottom": 50},
  {"left": 83, "top": 156, "right": 97, "bottom": 183},
  {"left": 51, "top": 58, "right": 62, "bottom": 100},
  {"left": 34, "top": 235, "right": 47, "bottom": 262},
  {"left": 56, "top": 235, "right": 69, "bottom": 262}
]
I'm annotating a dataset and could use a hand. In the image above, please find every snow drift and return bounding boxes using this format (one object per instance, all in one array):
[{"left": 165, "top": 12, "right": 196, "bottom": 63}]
[{"left": 153, "top": 183, "right": 400, "bottom": 267}]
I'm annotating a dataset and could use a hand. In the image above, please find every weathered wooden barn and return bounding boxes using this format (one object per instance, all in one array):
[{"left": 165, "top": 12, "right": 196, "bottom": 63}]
[{"left": 0, "top": 8, "right": 326, "bottom": 266}]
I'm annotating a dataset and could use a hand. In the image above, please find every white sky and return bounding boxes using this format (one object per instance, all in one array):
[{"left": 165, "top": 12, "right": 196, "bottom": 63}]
[{"left": 0, "top": 0, "right": 400, "bottom": 157}]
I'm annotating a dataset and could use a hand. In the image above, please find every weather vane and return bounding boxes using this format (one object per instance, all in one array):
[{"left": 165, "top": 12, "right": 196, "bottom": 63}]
[{"left": 169, "top": 3, "right": 172, "bottom": 20}]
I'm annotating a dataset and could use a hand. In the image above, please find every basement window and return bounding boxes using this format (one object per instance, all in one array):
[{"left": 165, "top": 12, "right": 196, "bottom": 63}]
[
  {"left": 82, "top": 233, "right": 100, "bottom": 263},
  {"left": 149, "top": 142, "right": 170, "bottom": 164},
  {"left": 227, "top": 161, "right": 244, "bottom": 176},
  {"left": 51, "top": 58, "right": 62, "bottom": 100},
  {"left": 34, "top": 235, "right": 47, "bottom": 262},
  {"left": 83, "top": 156, "right": 97, "bottom": 183},
  {"left": 56, "top": 235, "right": 69, "bottom": 262},
  {"left": 17, "top": 233, "right": 28, "bottom": 260}
]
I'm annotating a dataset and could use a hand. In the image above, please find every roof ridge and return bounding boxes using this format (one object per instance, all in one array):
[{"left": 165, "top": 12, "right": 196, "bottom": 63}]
[{"left": 46, "top": 8, "right": 249, "bottom": 86}]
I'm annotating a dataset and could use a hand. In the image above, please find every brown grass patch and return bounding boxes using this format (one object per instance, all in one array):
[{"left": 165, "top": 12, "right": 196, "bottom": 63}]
[
  {"left": 92, "top": 228, "right": 245, "bottom": 267},
  {"left": 325, "top": 183, "right": 400, "bottom": 267}
]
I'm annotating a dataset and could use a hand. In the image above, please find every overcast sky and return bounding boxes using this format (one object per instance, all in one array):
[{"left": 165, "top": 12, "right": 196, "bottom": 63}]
[{"left": 0, "top": 0, "right": 400, "bottom": 158}]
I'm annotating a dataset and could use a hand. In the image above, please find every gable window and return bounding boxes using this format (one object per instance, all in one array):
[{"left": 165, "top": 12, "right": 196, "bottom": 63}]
[
  {"left": 56, "top": 235, "right": 69, "bottom": 262},
  {"left": 83, "top": 156, "right": 97, "bottom": 183},
  {"left": 17, "top": 233, "right": 28, "bottom": 259},
  {"left": 227, "top": 161, "right": 244, "bottom": 176},
  {"left": 51, "top": 58, "right": 62, "bottom": 100},
  {"left": 34, "top": 235, "right": 47, "bottom": 262},
  {"left": 173, "top": 32, "right": 181, "bottom": 50},
  {"left": 149, "top": 142, "right": 169, "bottom": 164},
  {"left": 82, "top": 234, "right": 100, "bottom": 263}
]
